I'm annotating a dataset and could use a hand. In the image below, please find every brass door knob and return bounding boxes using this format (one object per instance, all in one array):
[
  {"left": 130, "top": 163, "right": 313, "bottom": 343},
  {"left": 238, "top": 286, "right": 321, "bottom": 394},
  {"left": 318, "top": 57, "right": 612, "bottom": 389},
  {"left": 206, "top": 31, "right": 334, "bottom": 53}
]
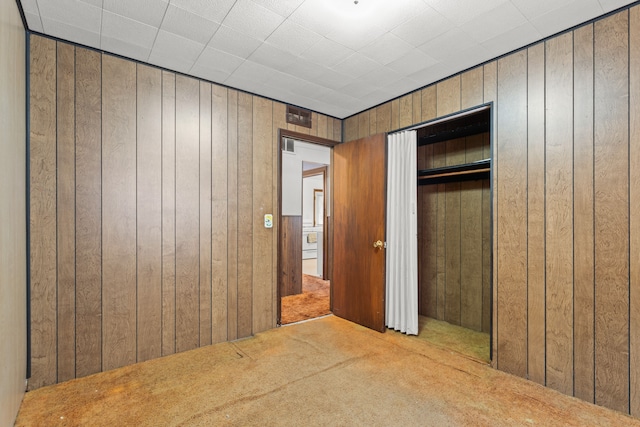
[{"left": 373, "top": 240, "right": 383, "bottom": 249}]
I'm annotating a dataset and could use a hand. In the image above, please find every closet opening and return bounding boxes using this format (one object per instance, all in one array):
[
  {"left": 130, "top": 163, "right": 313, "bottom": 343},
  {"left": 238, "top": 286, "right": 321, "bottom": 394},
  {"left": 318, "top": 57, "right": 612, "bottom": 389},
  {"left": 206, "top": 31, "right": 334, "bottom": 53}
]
[{"left": 415, "top": 105, "right": 492, "bottom": 363}]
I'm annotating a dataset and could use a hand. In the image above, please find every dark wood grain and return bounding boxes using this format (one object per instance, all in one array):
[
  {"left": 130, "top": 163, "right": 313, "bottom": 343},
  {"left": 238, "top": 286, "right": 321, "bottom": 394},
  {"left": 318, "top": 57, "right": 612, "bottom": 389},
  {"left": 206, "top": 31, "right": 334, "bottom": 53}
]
[
  {"left": 496, "top": 50, "right": 528, "bottom": 378},
  {"left": 280, "top": 216, "right": 303, "bottom": 297},
  {"left": 594, "top": 11, "right": 630, "bottom": 413},
  {"left": 444, "top": 139, "right": 464, "bottom": 325},
  {"left": 460, "top": 180, "right": 483, "bottom": 331},
  {"left": 237, "top": 92, "right": 253, "bottom": 339},
  {"left": 74, "top": 47, "right": 102, "bottom": 377},
  {"left": 199, "top": 82, "right": 213, "bottom": 347},
  {"left": 174, "top": 75, "right": 200, "bottom": 353},
  {"left": 527, "top": 42, "right": 546, "bottom": 387},
  {"left": 56, "top": 42, "right": 76, "bottom": 382},
  {"left": 136, "top": 64, "right": 162, "bottom": 362},
  {"left": 101, "top": 54, "right": 137, "bottom": 371},
  {"left": 211, "top": 84, "right": 228, "bottom": 344},
  {"left": 333, "top": 134, "right": 387, "bottom": 332},
  {"left": 573, "top": 23, "right": 595, "bottom": 404},
  {"left": 482, "top": 178, "right": 491, "bottom": 334},
  {"left": 161, "top": 71, "right": 177, "bottom": 356},
  {"left": 29, "top": 35, "right": 57, "bottom": 389},
  {"left": 545, "top": 32, "right": 574, "bottom": 396}
]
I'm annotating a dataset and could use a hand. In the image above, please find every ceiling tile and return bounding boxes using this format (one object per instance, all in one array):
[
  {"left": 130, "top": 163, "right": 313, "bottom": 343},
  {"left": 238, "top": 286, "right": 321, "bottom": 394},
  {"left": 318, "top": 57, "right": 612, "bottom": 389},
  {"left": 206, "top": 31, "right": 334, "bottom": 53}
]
[
  {"left": 41, "top": 17, "right": 101, "bottom": 48},
  {"left": 531, "top": 0, "right": 603, "bottom": 37},
  {"left": 325, "top": 23, "right": 388, "bottom": 51},
  {"left": 103, "top": 0, "right": 168, "bottom": 28},
  {"left": 424, "top": 0, "right": 511, "bottom": 25},
  {"left": 375, "top": 0, "right": 429, "bottom": 31},
  {"left": 207, "top": 25, "right": 262, "bottom": 58},
  {"left": 386, "top": 49, "right": 439, "bottom": 76},
  {"left": 339, "top": 80, "right": 380, "bottom": 99},
  {"left": 288, "top": 0, "right": 345, "bottom": 36},
  {"left": 381, "top": 77, "right": 421, "bottom": 96},
  {"left": 101, "top": 36, "right": 151, "bottom": 62},
  {"left": 480, "top": 22, "right": 542, "bottom": 58},
  {"left": 160, "top": 4, "right": 220, "bottom": 44},
  {"left": 250, "top": 0, "right": 305, "bottom": 17},
  {"left": 189, "top": 66, "right": 233, "bottom": 84},
  {"left": 360, "top": 33, "right": 415, "bottom": 66},
  {"left": 19, "top": 0, "right": 39, "bottom": 15},
  {"left": 169, "top": 0, "right": 236, "bottom": 24},
  {"left": 360, "top": 66, "right": 404, "bottom": 87},
  {"left": 79, "top": 0, "right": 102, "bottom": 6},
  {"left": 390, "top": 7, "right": 452, "bottom": 47},
  {"left": 299, "top": 37, "right": 353, "bottom": 67},
  {"left": 222, "top": 0, "right": 286, "bottom": 41},
  {"left": 461, "top": 2, "right": 527, "bottom": 43},
  {"left": 149, "top": 30, "right": 205, "bottom": 73},
  {"left": 599, "top": 0, "right": 636, "bottom": 12},
  {"left": 24, "top": 12, "right": 44, "bottom": 32},
  {"left": 265, "top": 20, "right": 323, "bottom": 56},
  {"left": 191, "top": 47, "right": 244, "bottom": 75},
  {"left": 332, "top": 53, "right": 381, "bottom": 79},
  {"left": 510, "top": 0, "right": 575, "bottom": 20},
  {"left": 418, "top": 28, "right": 477, "bottom": 62},
  {"left": 248, "top": 43, "right": 298, "bottom": 72},
  {"left": 225, "top": 60, "right": 273, "bottom": 85},
  {"left": 101, "top": 10, "right": 158, "bottom": 49},
  {"left": 281, "top": 58, "right": 326, "bottom": 82},
  {"left": 37, "top": 0, "right": 101, "bottom": 33},
  {"left": 311, "top": 68, "right": 355, "bottom": 91}
]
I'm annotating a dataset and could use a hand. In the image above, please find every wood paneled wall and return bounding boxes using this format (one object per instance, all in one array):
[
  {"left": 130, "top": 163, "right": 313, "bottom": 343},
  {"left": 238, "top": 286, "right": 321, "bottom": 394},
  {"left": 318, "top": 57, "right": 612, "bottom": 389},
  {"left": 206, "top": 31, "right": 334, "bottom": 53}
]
[
  {"left": 344, "top": 7, "right": 640, "bottom": 416},
  {"left": 417, "top": 134, "right": 491, "bottom": 333},
  {"left": 0, "top": 1, "right": 26, "bottom": 425},
  {"left": 28, "top": 34, "right": 341, "bottom": 389},
  {"left": 280, "top": 216, "right": 303, "bottom": 297}
]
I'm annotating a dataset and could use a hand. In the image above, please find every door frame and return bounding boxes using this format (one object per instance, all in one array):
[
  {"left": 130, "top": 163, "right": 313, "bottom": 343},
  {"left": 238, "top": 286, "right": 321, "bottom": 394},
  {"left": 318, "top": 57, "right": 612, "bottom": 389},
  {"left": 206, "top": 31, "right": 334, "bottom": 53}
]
[
  {"left": 302, "top": 165, "right": 328, "bottom": 279},
  {"left": 276, "top": 129, "right": 338, "bottom": 325}
]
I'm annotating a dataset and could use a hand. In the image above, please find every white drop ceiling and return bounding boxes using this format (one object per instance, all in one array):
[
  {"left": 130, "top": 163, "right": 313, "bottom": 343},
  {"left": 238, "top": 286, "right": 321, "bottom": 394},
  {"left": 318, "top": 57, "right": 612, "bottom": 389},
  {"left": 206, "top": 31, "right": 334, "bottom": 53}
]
[{"left": 19, "top": 0, "right": 636, "bottom": 118}]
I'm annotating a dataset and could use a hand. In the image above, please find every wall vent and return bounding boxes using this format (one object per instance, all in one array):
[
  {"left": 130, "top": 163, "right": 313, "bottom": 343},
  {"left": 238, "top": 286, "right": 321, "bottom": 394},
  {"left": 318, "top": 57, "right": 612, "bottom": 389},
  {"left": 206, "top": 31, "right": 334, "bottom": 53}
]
[
  {"left": 286, "top": 105, "right": 312, "bottom": 128},
  {"left": 282, "top": 137, "right": 295, "bottom": 153}
]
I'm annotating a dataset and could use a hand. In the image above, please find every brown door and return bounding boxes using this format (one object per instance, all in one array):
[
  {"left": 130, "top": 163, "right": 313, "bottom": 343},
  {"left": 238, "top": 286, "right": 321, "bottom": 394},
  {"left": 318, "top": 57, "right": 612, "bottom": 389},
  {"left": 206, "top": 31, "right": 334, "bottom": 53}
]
[{"left": 332, "top": 134, "right": 387, "bottom": 332}]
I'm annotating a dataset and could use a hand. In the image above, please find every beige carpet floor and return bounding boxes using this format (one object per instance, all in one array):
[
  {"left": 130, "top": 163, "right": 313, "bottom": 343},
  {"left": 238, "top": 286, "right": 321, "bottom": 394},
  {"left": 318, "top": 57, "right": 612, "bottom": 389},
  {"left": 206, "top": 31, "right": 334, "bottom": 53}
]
[
  {"left": 414, "top": 316, "right": 490, "bottom": 363},
  {"left": 16, "top": 315, "right": 640, "bottom": 426}
]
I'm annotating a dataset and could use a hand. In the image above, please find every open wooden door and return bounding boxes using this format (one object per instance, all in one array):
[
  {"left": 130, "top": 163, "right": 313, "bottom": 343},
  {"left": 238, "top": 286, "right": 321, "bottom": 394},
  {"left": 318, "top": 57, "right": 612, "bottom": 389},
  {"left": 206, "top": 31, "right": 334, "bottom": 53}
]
[{"left": 332, "top": 134, "right": 386, "bottom": 332}]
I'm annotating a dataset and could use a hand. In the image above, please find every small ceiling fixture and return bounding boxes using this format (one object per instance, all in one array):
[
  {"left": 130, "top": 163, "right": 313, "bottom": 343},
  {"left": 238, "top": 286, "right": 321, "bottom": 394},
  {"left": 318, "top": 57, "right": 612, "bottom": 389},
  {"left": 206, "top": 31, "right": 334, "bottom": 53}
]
[{"left": 354, "top": 0, "right": 358, "bottom": 4}]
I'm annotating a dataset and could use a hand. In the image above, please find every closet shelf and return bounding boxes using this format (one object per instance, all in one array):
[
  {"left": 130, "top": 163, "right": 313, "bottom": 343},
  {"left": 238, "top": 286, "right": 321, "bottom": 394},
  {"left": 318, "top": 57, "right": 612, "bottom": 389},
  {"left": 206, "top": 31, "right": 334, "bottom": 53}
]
[{"left": 418, "top": 159, "right": 490, "bottom": 185}]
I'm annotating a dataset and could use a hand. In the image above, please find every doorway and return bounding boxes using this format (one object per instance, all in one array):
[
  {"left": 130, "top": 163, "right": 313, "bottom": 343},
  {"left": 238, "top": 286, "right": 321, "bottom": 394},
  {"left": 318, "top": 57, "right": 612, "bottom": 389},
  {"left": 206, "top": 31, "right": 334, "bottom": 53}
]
[{"left": 278, "top": 131, "right": 336, "bottom": 325}]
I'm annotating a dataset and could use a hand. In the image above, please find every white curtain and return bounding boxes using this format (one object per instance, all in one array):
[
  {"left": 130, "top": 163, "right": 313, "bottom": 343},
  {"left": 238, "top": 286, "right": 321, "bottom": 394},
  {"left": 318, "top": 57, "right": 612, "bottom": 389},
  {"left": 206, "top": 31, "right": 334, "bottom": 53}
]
[{"left": 385, "top": 130, "right": 418, "bottom": 335}]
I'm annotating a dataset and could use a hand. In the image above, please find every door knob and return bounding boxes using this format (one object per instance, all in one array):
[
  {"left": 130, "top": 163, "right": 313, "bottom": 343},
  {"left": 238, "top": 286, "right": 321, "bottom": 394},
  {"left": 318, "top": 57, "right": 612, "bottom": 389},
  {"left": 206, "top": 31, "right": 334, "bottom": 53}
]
[{"left": 373, "top": 240, "right": 383, "bottom": 249}]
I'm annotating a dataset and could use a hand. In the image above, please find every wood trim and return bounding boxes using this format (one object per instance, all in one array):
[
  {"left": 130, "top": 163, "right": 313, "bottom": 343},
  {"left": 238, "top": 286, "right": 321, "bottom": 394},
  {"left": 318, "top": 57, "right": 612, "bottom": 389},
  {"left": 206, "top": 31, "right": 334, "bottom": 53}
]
[{"left": 280, "top": 129, "right": 339, "bottom": 147}]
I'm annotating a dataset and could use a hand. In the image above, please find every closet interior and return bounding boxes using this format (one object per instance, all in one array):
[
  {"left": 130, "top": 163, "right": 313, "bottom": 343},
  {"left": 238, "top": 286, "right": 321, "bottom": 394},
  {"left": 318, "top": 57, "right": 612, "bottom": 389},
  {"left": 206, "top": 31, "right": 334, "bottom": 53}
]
[{"left": 416, "top": 107, "right": 492, "bottom": 362}]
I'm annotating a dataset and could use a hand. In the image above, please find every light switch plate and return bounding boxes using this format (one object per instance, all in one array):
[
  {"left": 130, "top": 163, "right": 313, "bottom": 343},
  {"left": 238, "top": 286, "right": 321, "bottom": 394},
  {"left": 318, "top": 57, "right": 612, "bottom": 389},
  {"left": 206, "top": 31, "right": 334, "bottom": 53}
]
[{"left": 264, "top": 214, "right": 273, "bottom": 228}]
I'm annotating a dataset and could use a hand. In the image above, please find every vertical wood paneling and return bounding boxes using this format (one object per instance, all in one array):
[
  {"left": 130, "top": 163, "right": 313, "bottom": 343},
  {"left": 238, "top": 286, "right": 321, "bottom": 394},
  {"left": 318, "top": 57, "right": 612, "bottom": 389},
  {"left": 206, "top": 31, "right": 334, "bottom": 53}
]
[
  {"left": 358, "top": 111, "right": 370, "bottom": 139},
  {"left": 527, "top": 42, "right": 546, "bottom": 387},
  {"left": 461, "top": 67, "right": 484, "bottom": 109},
  {"left": 199, "top": 82, "right": 212, "bottom": 347},
  {"left": 253, "top": 97, "right": 274, "bottom": 333},
  {"left": 437, "top": 76, "right": 461, "bottom": 116},
  {"left": 630, "top": 6, "right": 640, "bottom": 417},
  {"left": 161, "top": 71, "right": 176, "bottom": 356},
  {"left": 136, "top": 64, "right": 162, "bottom": 362},
  {"left": 545, "top": 32, "right": 574, "bottom": 395},
  {"left": 75, "top": 47, "right": 102, "bottom": 377},
  {"left": 483, "top": 60, "right": 498, "bottom": 365},
  {"left": 412, "top": 92, "right": 422, "bottom": 125},
  {"left": 369, "top": 108, "right": 377, "bottom": 135},
  {"left": 434, "top": 144, "right": 446, "bottom": 320},
  {"left": 496, "top": 51, "right": 528, "bottom": 378},
  {"left": 227, "top": 90, "right": 239, "bottom": 340},
  {"left": 175, "top": 75, "right": 200, "bottom": 353},
  {"left": 344, "top": 116, "right": 358, "bottom": 142},
  {"left": 376, "top": 103, "right": 391, "bottom": 133},
  {"left": 391, "top": 99, "right": 400, "bottom": 131},
  {"left": 101, "top": 55, "right": 137, "bottom": 371},
  {"left": 332, "top": 117, "right": 342, "bottom": 142},
  {"left": 399, "top": 94, "right": 413, "bottom": 128},
  {"left": 573, "top": 23, "right": 595, "bottom": 403},
  {"left": 317, "top": 114, "right": 328, "bottom": 139},
  {"left": 594, "top": 11, "right": 630, "bottom": 413},
  {"left": 421, "top": 86, "right": 437, "bottom": 122},
  {"left": 273, "top": 102, "right": 287, "bottom": 321},
  {"left": 29, "top": 35, "right": 57, "bottom": 389},
  {"left": 444, "top": 140, "right": 464, "bottom": 325},
  {"left": 56, "top": 42, "right": 76, "bottom": 382},
  {"left": 280, "top": 216, "right": 303, "bottom": 296},
  {"left": 237, "top": 92, "right": 253, "bottom": 338},
  {"left": 460, "top": 180, "right": 483, "bottom": 331},
  {"left": 211, "top": 85, "right": 228, "bottom": 344},
  {"left": 482, "top": 178, "right": 491, "bottom": 333}
]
